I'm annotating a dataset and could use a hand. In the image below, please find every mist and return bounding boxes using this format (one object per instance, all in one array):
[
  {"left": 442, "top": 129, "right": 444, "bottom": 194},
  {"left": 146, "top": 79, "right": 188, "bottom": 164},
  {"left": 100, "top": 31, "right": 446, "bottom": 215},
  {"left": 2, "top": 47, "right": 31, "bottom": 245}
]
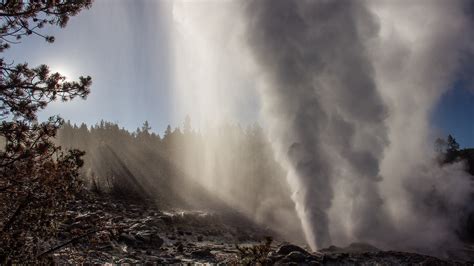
[
  {"left": 241, "top": 0, "right": 474, "bottom": 254},
  {"left": 4, "top": 0, "right": 474, "bottom": 263},
  {"left": 58, "top": 0, "right": 474, "bottom": 257},
  {"left": 165, "top": 0, "right": 474, "bottom": 255}
]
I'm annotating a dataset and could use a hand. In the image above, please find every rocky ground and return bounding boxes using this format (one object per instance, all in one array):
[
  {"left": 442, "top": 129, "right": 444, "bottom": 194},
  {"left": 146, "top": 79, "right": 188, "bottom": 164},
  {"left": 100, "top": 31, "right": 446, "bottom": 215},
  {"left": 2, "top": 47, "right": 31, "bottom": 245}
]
[{"left": 40, "top": 195, "right": 474, "bottom": 264}]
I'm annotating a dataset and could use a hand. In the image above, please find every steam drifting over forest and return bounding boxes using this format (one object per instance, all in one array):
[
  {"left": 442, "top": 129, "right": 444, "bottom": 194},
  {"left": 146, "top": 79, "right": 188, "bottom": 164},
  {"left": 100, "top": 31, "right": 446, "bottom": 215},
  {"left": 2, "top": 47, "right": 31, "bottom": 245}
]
[{"left": 1, "top": 0, "right": 474, "bottom": 263}]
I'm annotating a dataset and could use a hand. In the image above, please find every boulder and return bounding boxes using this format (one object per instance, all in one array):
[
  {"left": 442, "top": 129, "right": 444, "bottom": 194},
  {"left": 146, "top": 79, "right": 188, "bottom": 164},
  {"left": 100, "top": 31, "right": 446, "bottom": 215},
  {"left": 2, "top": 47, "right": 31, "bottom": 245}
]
[
  {"left": 276, "top": 244, "right": 310, "bottom": 256},
  {"left": 285, "top": 251, "right": 308, "bottom": 263}
]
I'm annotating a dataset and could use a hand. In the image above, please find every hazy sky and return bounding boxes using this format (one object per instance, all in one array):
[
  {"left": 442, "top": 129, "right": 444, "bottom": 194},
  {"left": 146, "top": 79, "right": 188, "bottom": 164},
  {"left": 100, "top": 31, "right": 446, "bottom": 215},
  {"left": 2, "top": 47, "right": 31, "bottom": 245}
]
[{"left": 4, "top": 0, "right": 473, "bottom": 147}]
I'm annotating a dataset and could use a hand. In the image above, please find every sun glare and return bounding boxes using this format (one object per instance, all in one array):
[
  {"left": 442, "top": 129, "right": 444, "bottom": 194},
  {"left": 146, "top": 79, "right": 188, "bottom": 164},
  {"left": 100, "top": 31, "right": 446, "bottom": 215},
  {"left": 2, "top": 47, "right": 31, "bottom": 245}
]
[{"left": 49, "top": 63, "right": 75, "bottom": 81}]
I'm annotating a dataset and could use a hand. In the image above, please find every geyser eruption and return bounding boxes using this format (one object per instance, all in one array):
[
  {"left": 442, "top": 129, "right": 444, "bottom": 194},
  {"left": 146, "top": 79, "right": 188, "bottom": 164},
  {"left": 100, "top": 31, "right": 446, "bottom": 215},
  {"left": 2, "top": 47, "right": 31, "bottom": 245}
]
[
  {"left": 245, "top": 0, "right": 390, "bottom": 250},
  {"left": 170, "top": 0, "right": 474, "bottom": 255},
  {"left": 244, "top": 0, "right": 474, "bottom": 253}
]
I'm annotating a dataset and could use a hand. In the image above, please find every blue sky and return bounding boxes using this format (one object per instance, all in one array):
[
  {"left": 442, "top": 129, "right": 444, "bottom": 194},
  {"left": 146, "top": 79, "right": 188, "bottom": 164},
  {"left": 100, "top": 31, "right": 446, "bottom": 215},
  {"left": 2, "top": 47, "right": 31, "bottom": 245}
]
[
  {"left": 4, "top": 1, "right": 473, "bottom": 147},
  {"left": 432, "top": 82, "right": 474, "bottom": 148},
  {"left": 5, "top": 0, "right": 174, "bottom": 134}
]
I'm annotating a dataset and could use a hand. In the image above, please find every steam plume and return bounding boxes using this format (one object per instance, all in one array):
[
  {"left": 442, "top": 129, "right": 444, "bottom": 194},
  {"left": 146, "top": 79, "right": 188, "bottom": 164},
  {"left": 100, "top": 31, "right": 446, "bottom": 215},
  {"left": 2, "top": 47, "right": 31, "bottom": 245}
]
[
  {"left": 169, "top": 0, "right": 474, "bottom": 254},
  {"left": 244, "top": 0, "right": 474, "bottom": 252},
  {"left": 245, "top": 0, "right": 389, "bottom": 250}
]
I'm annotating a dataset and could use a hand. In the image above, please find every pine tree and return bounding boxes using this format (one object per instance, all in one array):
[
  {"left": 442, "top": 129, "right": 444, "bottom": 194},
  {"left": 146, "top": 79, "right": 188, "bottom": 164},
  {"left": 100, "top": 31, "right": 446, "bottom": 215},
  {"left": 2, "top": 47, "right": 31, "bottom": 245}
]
[
  {"left": 0, "top": 1, "right": 92, "bottom": 261},
  {"left": 164, "top": 125, "right": 172, "bottom": 139},
  {"left": 447, "top": 134, "right": 460, "bottom": 153}
]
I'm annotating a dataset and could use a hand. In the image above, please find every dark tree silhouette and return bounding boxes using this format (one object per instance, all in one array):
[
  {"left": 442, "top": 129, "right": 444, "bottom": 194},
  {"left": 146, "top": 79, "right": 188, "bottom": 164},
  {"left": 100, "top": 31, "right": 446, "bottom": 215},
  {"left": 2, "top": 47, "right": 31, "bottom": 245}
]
[
  {"left": 447, "top": 134, "right": 460, "bottom": 153},
  {"left": 164, "top": 124, "right": 172, "bottom": 138},
  {"left": 0, "top": 0, "right": 92, "bottom": 262}
]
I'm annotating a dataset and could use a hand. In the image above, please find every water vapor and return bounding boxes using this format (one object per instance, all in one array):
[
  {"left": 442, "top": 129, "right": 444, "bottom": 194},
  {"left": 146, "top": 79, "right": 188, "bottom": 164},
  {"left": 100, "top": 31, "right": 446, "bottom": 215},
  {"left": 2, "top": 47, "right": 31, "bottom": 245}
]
[
  {"left": 244, "top": 0, "right": 390, "bottom": 250},
  {"left": 166, "top": 0, "right": 474, "bottom": 255},
  {"left": 244, "top": 0, "right": 474, "bottom": 253}
]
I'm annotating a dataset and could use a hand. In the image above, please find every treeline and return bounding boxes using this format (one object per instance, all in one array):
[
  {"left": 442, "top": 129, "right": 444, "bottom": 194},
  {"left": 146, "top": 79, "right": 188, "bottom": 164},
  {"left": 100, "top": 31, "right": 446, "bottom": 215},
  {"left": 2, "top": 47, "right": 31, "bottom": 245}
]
[
  {"left": 434, "top": 135, "right": 474, "bottom": 241},
  {"left": 435, "top": 135, "right": 474, "bottom": 176},
  {"left": 56, "top": 118, "right": 302, "bottom": 241}
]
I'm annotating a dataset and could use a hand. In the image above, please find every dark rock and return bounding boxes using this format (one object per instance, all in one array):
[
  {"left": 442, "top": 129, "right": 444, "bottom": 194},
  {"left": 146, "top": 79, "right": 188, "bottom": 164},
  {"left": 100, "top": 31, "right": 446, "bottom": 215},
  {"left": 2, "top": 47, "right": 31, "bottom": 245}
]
[
  {"left": 320, "top": 245, "right": 340, "bottom": 253},
  {"left": 159, "top": 215, "right": 172, "bottom": 223},
  {"left": 143, "top": 217, "right": 159, "bottom": 227},
  {"left": 119, "top": 233, "right": 138, "bottom": 246},
  {"left": 97, "top": 244, "right": 114, "bottom": 251},
  {"left": 135, "top": 231, "right": 152, "bottom": 242},
  {"left": 176, "top": 242, "right": 184, "bottom": 253},
  {"left": 117, "top": 258, "right": 139, "bottom": 264},
  {"left": 68, "top": 221, "right": 91, "bottom": 230},
  {"left": 319, "top": 242, "right": 381, "bottom": 254},
  {"left": 57, "top": 231, "right": 71, "bottom": 240},
  {"left": 129, "top": 223, "right": 142, "bottom": 230},
  {"left": 268, "top": 253, "right": 285, "bottom": 263},
  {"left": 191, "top": 249, "right": 214, "bottom": 259},
  {"left": 346, "top": 242, "right": 381, "bottom": 253},
  {"left": 152, "top": 235, "right": 164, "bottom": 247},
  {"left": 197, "top": 235, "right": 203, "bottom": 242},
  {"left": 285, "top": 251, "right": 307, "bottom": 263},
  {"left": 276, "top": 244, "right": 310, "bottom": 256},
  {"left": 144, "top": 256, "right": 162, "bottom": 263},
  {"left": 164, "top": 258, "right": 182, "bottom": 264}
]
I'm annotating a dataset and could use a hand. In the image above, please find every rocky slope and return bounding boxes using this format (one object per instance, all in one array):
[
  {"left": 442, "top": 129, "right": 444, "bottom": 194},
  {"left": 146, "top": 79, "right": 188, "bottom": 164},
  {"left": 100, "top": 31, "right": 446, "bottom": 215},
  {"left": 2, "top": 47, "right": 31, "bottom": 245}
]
[{"left": 41, "top": 195, "right": 473, "bottom": 264}]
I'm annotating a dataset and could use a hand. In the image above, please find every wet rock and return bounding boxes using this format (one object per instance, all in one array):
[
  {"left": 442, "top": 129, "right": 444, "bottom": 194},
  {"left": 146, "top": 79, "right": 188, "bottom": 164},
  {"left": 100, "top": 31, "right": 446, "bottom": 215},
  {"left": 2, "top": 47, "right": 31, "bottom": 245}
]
[
  {"left": 197, "top": 235, "right": 203, "bottom": 242},
  {"left": 276, "top": 244, "right": 310, "bottom": 256}
]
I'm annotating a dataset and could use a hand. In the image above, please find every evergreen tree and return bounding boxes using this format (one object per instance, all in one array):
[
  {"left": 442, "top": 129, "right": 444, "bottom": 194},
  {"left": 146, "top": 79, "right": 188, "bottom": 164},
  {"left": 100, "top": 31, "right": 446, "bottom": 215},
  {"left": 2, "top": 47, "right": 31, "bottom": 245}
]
[
  {"left": 0, "top": 1, "right": 92, "bottom": 261},
  {"left": 447, "top": 134, "right": 460, "bottom": 153},
  {"left": 142, "top": 120, "right": 151, "bottom": 133},
  {"left": 164, "top": 125, "right": 172, "bottom": 139}
]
